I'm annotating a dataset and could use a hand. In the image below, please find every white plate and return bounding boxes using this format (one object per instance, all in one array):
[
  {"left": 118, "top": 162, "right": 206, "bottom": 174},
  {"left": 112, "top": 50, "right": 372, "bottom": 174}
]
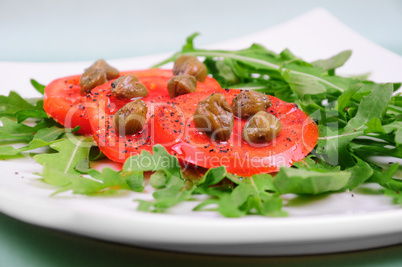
[{"left": 0, "top": 9, "right": 402, "bottom": 256}]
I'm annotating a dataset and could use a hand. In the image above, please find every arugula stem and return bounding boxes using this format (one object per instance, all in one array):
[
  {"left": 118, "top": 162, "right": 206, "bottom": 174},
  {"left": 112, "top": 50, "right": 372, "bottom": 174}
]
[
  {"left": 318, "top": 130, "right": 364, "bottom": 140},
  {"left": 63, "top": 137, "right": 85, "bottom": 175}
]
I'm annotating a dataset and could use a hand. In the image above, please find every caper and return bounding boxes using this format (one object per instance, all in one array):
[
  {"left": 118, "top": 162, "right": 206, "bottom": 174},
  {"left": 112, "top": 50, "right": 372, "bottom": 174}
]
[
  {"left": 243, "top": 111, "right": 282, "bottom": 144},
  {"left": 173, "top": 55, "right": 207, "bottom": 82},
  {"left": 79, "top": 59, "right": 119, "bottom": 94},
  {"left": 193, "top": 93, "right": 234, "bottom": 141},
  {"left": 167, "top": 75, "right": 197, "bottom": 98},
  {"left": 231, "top": 90, "right": 272, "bottom": 119},
  {"left": 79, "top": 68, "right": 107, "bottom": 94},
  {"left": 111, "top": 75, "right": 149, "bottom": 99},
  {"left": 86, "top": 59, "right": 119, "bottom": 80},
  {"left": 113, "top": 99, "right": 148, "bottom": 135}
]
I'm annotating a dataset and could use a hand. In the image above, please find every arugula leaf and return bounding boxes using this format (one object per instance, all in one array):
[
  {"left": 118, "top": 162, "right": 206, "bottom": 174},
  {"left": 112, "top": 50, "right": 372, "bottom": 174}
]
[
  {"left": 317, "top": 83, "right": 394, "bottom": 167},
  {"left": 123, "top": 145, "right": 181, "bottom": 174},
  {"left": 30, "top": 79, "right": 46, "bottom": 95},
  {"left": 51, "top": 167, "right": 133, "bottom": 196},
  {"left": 222, "top": 174, "right": 285, "bottom": 217},
  {"left": 0, "top": 117, "right": 47, "bottom": 142},
  {"left": 0, "top": 126, "right": 65, "bottom": 156},
  {"left": 35, "top": 136, "right": 144, "bottom": 195},
  {"left": 75, "top": 158, "right": 90, "bottom": 173},
  {"left": 0, "top": 91, "right": 43, "bottom": 116},
  {"left": 124, "top": 171, "right": 144, "bottom": 192},
  {"left": 273, "top": 167, "right": 350, "bottom": 195},
  {"left": 88, "top": 145, "right": 106, "bottom": 161},
  {"left": 195, "top": 173, "right": 284, "bottom": 217},
  {"left": 369, "top": 163, "right": 401, "bottom": 191},
  {"left": 124, "top": 145, "right": 193, "bottom": 212},
  {"left": 150, "top": 171, "right": 168, "bottom": 189},
  {"left": 197, "top": 166, "right": 227, "bottom": 189},
  {"left": 35, "top": 137, "right": 93, "bottom": 186},
  {"left": 311, "top": 50, "right": 352, "bottom": 72},
  {"left": 342, "top": 157, "right": 373, "bottom": 190},
  {"left": 0, "top": 91, "right": 37, "bottom": 116},
  {"left": 15, "top": 110, "right": 48, "bottom": 123},
  {"left": 57, "top": 168, "right": 134, "bottom": 195}
]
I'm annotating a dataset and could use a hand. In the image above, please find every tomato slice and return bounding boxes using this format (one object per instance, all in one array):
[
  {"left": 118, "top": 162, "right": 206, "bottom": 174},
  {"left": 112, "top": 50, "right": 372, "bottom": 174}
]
[
  {"left": 152, "top": 89, "right": 319, "bottom": 176},
  {"left": 44, "top": 69, "right": 220, "bottom": 135},
  {"left": 85, "top": 70, "right": 221, "bottom": 161},
  {"left": 43, "top": 74, "right": 91, "bottom": 134}
]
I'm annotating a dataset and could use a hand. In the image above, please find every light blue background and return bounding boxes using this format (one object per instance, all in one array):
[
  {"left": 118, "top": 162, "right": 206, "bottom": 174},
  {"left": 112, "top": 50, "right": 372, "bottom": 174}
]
[
  {"left": 1, "top": 0, "right": 402, "bottom": 266},
  {"left": 0, "top": 0, "right": 401, "bottom": 62}
]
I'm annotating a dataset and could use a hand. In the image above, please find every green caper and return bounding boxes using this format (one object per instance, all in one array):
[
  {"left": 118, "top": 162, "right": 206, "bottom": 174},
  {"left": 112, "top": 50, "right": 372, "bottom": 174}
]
[
  {"left": 79, "top": 59, "right": 119, "bottom": 94},
  {"left": 79, "top": 68, "right": 107, "bottom": 94},
  {"left": 87, "top": 59, "right": 119, "bottom": 80},
  {"left": 111, "top": 75, "right": 149, "bottom": 99},
  {"left": 113, "top": 99, "right": 148, "bottom": 135},
  {"left": 193, "top": 93, "right": 234, "bottom": 141},
  {"left": 173, "top": 55, "right": 207, "bottom": 82},
  {"left": 231, "top": 90, "right": 272, "bottom": 119},
  {"left": 167, "top": 75, "right": 197, "bottom": 98},
  {"left": 243, "top": 111, "right": 282, "bottom": 144}
]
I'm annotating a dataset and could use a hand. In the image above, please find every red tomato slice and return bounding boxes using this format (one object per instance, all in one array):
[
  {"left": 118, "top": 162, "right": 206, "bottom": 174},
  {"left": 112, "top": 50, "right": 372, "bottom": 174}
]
[
  {"left": 44, "top": 69, "right": 220, "bottom": 135},
  {"left": 152, "top": 89, "right": 319, "bottom": 176},
  {"left": 85, "top": 70, "right": 221, "bottom": 161},
  {"left": 43, "top": 74, "right": 91, "bottom": 135}
]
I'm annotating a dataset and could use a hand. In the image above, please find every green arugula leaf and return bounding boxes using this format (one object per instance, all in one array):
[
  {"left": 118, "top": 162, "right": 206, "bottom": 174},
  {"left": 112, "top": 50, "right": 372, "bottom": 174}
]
[
  {"left": 35, "top": 137, "right": 93, "bottom": 186},
  {"left": 125, "top": 145, "right": 193, "bottom": 212},
  {"left": 124, "top": 171, "right": 144, "bottom": 192},
  {"left": 311, "top": 50, "right": 352, "bottom": 72},
  {"left": 0, "top": 91, "right": 38, "bottom": 116},
  {"left": 364, "top": 117, "right": 386, "bottom": 134},
  {"left": 54, "top": 168, "right": 133, "bottom": 196},
  {"left": 345, "top": 83, "right": 393, "bottom": 132},
  {"left": 196, "top": 166, "right": 231, "bottom": 197},
  {"left": 0, "top": 124, "right": 69, "bottom": 156},
  {"left": 33, "top": 126, "right": 65, "bottom": 142},
  {"left": 198, "top": 173, "right": 284, "bottom": 217},
  {"left": 343, "top": 157, "right": 373, "bottom": 190},
  {"left": 317, "top": 83, "right": 394, "bottom": 167},
  {"left": 273, "top": 167, "right": 350, "bottom": 195},
  {"left": 215, "top": 184, "right": 253, "bottom": 217},
  {"left": 74, "top": 158, "right": 90, "bottom": 173},
  {"left": 15, "top": 110, "right": 48, "bottom": 123},
  {"left": 30, "top": 79, "right": 46, "bottom": 95},
  {"left": 35, "top": 136, "right": 144, "bottom": 195},
  {"left": 123, "top": 145, "right": 181, "bottom": 175},
  {"left": 336, "top": 82, "right": 363, "bottom": 114},
  {"left": 197, "top": 166, "right": 227, "bottom": 189},
  {"left": 0, "top": 117, "right": 47, "bottom": 142},
  {"left": 88, "top": 146, "right": 106, "bottom": 161},
  {"left": 151, "top": 174, "right": 194, "bottom": 211},
  {"left": 282, "top": 69, "right": 326, "bottom": 98},
  {"left": 369, "top": 163, "right": 401, "bottom": 191},
  {"left": 150, "top": 170, "right": 168, "bottom": 189}
]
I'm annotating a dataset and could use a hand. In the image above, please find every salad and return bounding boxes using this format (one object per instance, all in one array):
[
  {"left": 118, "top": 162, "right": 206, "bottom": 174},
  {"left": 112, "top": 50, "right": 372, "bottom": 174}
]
[{"left": 0, "top": 33, "right": 401, "bottom": 217}]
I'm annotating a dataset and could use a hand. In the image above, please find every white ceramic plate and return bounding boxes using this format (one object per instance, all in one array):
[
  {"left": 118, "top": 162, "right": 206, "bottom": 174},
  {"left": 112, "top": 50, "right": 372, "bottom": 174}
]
[{"left": 1, "top": 9, "right": 402, "bottom": 256}]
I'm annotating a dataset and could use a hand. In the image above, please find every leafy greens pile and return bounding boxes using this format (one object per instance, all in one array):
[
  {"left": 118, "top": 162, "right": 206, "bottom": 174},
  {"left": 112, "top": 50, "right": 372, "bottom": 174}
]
[{"left": 0, "top": 33, "right": 401, "bottom": 217}]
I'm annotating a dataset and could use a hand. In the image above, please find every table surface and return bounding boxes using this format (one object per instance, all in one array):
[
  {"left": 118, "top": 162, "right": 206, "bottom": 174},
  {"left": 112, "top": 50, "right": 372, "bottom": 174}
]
[{"left": 1, "top": 0, "right": 402, "bottom": 266}]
